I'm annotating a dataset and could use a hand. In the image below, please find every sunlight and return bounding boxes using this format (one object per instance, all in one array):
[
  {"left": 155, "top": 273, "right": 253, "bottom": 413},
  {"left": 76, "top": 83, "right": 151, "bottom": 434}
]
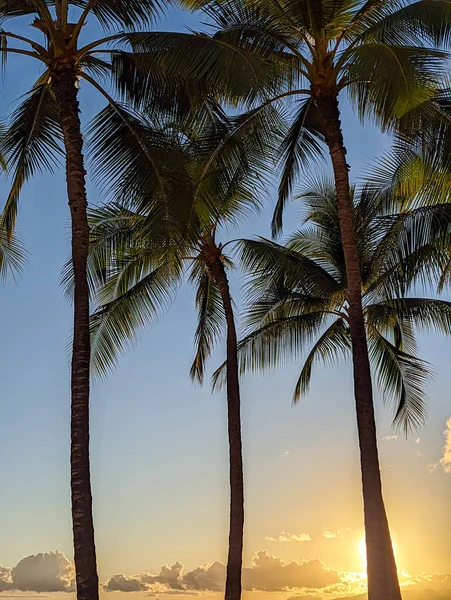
[{"left": 358, "top": 537, "right": 397, "bottom": 567}]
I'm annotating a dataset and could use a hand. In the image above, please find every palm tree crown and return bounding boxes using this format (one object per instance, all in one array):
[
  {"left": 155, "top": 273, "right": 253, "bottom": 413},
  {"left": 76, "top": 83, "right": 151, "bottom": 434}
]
[
  {"left": 183, "top": 0, "right": 451, "bottom": 230},
  {"left": 215, "top": 179, "right": 451, "bottom": 433}
]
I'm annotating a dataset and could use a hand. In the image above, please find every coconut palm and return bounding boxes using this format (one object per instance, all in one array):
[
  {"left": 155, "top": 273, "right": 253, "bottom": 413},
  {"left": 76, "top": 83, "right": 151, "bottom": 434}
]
[
  {"left": 213, "top": 177, "right": 451, "bottom": 597},
  {"left": 80, "top": 108, "right": 279, "bottom": 600},
  {"left": 176, "top": 2, "right": 451, "bottom": 596},
  {"left": 0, "top": 2, "right": 282, "bottom": 598}
]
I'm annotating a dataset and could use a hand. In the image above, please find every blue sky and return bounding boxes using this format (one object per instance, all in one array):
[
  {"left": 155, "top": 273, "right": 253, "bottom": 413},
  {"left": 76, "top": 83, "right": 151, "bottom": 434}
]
[{"left": 0, "top": 4, "right": 450, "bottom": 588}]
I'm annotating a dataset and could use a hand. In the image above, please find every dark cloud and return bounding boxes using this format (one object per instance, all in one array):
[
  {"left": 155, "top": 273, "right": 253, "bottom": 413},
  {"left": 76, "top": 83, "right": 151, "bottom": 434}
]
[
  {"left": 182, "top": 562, "right": 225, "bottom": 592},
  {"left": 11, "top": 551, "right": 74, "bottom": 593},
  {"left": 105, "top": 575, "right": 148, "bottom": 592}
]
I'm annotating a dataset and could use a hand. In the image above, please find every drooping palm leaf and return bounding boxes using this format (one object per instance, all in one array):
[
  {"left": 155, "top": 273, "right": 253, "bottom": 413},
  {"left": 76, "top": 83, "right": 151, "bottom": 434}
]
[
  {"left": 189, "top": 259, "right": 226, "bottom": 384},
  {"left": 0, "top": 75, "right": 62, "bottom": 236}
]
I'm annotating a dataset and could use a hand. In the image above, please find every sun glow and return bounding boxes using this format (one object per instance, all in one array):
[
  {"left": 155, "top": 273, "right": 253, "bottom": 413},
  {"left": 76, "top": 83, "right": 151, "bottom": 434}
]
[{"left": 358, "top": 537, "right": 397, "bottom": 567}]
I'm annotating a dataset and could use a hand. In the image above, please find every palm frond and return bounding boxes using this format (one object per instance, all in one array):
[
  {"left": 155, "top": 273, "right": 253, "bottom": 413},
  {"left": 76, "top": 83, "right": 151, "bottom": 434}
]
[
  {"left": 345, "top": 43, "right": 446, "bottom": 127},
  {"left": 273, "top": 98, "right": 325, "bottom": 235},
  {"left": 211, "top": 311, "right": 328, "bottom": 390},
  {"left": 292, "top": 317, "right": 350, "bottom": 402},
  {"left": 90, "top": 260, "right": 181, "bottom": 379},
  {"left": 360, "top": 0, "right": 451, "bottom": 48},
  {"left": 368, "top": 325, "right": 430, "bottom": 434},
  {"left": 121, "top": 30, "right": 288, "bottom": 108},
  {"left": 238, "top": 237, "right": 342, "bottom": 298},
  {"left": 189, "top": 259, "right": 226, "bottom": 384},
  {"left": 81, "top": 0, "right": 165, "bottom": 30},
  {"left": 87, "top": 103, "right": 195, "bottom": 232},
  {"left": 0, "top": 75, "right": 62, "bottom": 236},
  {"left": 0, "top": 224, "right": 26, "bottom": 280}
]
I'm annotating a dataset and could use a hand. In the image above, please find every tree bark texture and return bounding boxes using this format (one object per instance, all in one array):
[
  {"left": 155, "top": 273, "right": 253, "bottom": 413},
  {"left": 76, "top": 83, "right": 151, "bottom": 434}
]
[
  {"left": 316, "top": 91, "right": 401, "bottom": 600},
  {"left": 52, "top": 63, "right": 99, "bottom": 600},
  {"left": 206, "top": 252, "right": 244, "bottom": 600}
]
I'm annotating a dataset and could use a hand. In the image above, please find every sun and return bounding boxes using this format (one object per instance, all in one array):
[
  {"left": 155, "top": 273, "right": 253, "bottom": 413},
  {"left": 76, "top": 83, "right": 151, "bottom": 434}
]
[{"left": 358, "top": 537, "right": 397, "bottom": 567}]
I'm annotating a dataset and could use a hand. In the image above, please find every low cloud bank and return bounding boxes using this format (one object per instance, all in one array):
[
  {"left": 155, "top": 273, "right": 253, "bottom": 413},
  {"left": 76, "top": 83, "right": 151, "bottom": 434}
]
[
  {"left": 1, "top": 550, "right": 450, "bottom": 599},
  {"left": 105, "top": 551, "right": 339, "bottom": 593}
]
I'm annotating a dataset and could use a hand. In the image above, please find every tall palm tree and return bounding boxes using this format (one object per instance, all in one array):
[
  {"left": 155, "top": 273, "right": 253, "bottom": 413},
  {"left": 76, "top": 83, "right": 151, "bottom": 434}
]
[
  {"left": 213, "top": 177, "right": 451, "bottom": 597},
  {"left": 79, "top": 108, "right": 278, "bottom": 600},
  {"left": 0, "top": 4, "right": 279, "bottom": 599},
  {"left": 177, "top": 2, "right": 451, "bottom": 596}
]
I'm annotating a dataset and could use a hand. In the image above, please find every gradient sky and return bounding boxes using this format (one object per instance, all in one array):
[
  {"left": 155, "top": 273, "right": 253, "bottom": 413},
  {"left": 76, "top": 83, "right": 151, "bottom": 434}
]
[{"left": 0, "top": 5, "right": 450, "bottom": 596}]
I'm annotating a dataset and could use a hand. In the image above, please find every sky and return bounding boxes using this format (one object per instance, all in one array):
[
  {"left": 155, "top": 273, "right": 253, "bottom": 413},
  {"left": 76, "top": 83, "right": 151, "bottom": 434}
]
[{"left": 0, "top": 5, "right": 450, "bottom": 600}]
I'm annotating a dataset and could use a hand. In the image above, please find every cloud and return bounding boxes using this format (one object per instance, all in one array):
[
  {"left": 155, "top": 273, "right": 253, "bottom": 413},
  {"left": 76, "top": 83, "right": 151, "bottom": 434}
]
[
  {"left": 155, "top": 563, "right": 185, "bottom": 590},
  {"left": 382, "top": 435, "right": 398, "bottom": 441},
  {"left": 439, "top": 417, "right": 451, "bottom": 473},
  {"left": 265, "top": 532, "right": 311, "bottom": 543},
  {"left": 105, "top": 574, "right": 148, "bottom": 592},
  {"left": 242, "top": 551, "right": 340, "bottom": 591},
  {"left": 182, "top": 562, "right": 225, "bottom": 591},
  {"left": 3, "top": 550, "right": 449, "bottom": 600},
  {"left": 322, "top": 528, "right": 349, "bottom": 539},
  {"left": 0, "top": 566, "right": 12, "bottom": 591},
  {"left": 105, "top": 551, "right": 338, "bottom": 593},
  {"left": 322, "top": 530, "right": 338, "bottom": 539},
  {"left": 428, "top": 417, "right": 451, "bottom": 474},
  {"left": 11, "top": 552, "right": 74, "bottom": 593}
]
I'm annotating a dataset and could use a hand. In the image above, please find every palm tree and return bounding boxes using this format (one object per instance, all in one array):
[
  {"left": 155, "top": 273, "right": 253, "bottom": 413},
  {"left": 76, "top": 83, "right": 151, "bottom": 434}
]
[
  {"left": 213, "top": 177, "right": 451, "bottom": 596},
  {"left": 177, "top": 2, "right": 451, "bottom": 596},
  {"left": 81, "top": 108, "right": 278, "bottom": 600},
  {"left": 0, "top": 3, "right": 280, "bottom": 599}
]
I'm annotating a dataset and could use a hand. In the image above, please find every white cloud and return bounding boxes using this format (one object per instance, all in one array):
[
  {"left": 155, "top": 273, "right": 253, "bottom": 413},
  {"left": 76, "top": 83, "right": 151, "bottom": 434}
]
[
  {"left": 322, "top": 530, "right": 337, "bottom": 539},
  {"left": 382, "top": 435, "right": 398, "bottom": 441},
  {"left": 322, "top": 528, "right": 349, "bottom": 539},
  {"left": 439, "top": 417, "right": 451, "bottom": 473},
  {"left": 428, "top": 417, "right": 451, "bottom": 474},
  {"left": 265, "top": 532, "right": 311, "bottom": 543},
  {"left": 11, "top": 551, "right": 74, "bottom": 592}
]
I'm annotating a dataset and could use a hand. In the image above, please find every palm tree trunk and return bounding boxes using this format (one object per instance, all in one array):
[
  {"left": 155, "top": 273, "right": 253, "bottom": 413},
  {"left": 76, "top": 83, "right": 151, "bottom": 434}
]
[
  {"left": 206, "top": 251, "right": 244, "bottom": 600},
  {"left": 316, "top": 91, "right": 401, "bottom": 600},
  {"left": 52, "top": 64, "right": 99, "bottom": 600}
]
